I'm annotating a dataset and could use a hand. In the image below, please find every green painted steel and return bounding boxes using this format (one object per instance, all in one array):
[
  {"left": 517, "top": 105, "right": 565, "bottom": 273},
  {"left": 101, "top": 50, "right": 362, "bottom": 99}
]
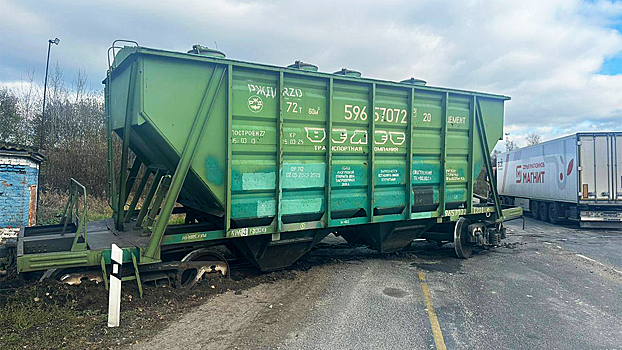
[
  {"left": 144, "top": 65, "right": 227, "bottom": 259},
  {"left": 105, "top": 45, "right": 509, "bottom": 243}
]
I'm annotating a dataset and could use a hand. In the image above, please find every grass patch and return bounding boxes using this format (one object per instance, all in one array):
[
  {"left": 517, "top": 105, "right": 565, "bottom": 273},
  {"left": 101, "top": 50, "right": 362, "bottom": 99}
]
[
  {"left": 1, "top": 303, "right": 103, "bottom": 349},
  {"left": 0, "top": 281, "right": 165, "bottom": 349},
  {"left": 0, "top": 282, "right": 104, "bottom": 349},
  {"left": 37, "top": 189, "right": 187, "bottom": 226},
  {"left": 38, "top": 189, "right": 112, "bottom": 225}
]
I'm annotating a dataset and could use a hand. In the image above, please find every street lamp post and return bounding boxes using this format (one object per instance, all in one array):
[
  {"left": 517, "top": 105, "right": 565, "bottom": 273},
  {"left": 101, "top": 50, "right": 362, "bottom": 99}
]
[
  {"left": 36, "top": 37, "right": 59, "bottom": 225},
  {"left": 40, "top": 37, "right": 60, "bottom": 150}
]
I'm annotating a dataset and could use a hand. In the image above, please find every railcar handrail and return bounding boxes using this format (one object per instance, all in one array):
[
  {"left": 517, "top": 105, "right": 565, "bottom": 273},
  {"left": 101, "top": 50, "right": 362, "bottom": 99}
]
[
  {"left": 105, "top": 39, "right": 140, "bottom": 226},
  {"left": 107, "top": 40, "right": 140, "bottom": 70},
  {"left": 60, "top": 178, "right": 89, "bottom": 251}
]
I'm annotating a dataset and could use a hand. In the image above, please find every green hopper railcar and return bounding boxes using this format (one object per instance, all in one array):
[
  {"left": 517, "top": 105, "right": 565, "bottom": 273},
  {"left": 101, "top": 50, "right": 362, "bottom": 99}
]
[{"left": 5, "top": 41, "right": 521, "bottom": 291}]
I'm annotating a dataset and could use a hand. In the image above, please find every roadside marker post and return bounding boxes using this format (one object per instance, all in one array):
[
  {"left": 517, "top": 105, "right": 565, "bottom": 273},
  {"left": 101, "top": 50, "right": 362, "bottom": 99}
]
[{"left": 107, "top": 244, "right": 123, "bottom": 327}]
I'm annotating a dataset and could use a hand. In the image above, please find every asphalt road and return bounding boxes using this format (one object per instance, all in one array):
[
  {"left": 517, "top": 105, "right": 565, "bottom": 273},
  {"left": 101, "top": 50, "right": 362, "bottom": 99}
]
[
  {"left": 279, "top": 217, "right": 622, "bottom": 350},
  {"left": 136, "top": 217, "right": 622, "bottom": 350}
]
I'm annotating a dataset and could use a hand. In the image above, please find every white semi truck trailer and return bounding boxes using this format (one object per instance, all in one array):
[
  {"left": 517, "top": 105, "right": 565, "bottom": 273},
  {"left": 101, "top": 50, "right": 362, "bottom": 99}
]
[{"left": 497, "top": 132, "right": 622, "bottom": 228}]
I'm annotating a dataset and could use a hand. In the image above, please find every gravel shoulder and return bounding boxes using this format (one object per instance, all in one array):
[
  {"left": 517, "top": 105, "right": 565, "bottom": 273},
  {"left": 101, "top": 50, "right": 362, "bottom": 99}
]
[{"left": 133, "top": 268, "right": 329, "bottom": 350}]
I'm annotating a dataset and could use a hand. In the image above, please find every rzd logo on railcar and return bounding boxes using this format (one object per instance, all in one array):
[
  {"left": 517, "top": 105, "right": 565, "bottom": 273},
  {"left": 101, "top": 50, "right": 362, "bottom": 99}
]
[{"left": 248, "top": 95, "right": 264, "bottom": 113}]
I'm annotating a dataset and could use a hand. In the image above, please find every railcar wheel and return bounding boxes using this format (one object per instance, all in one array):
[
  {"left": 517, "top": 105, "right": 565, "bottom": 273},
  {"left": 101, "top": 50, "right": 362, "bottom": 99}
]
[
  {"left": 548, "top": 202, "right": 560, "bottom": 224},
  {"left": 539, "top": 202, "right": 549, "bottom": 222},
  {"left": 531, "top": 201, "right": 540, "bottom": 220},
  {"left": 454, "top": 217, "right": 474, "bottom": 259},
  {"left": 177, "top": 249, "right": 229, "bottom": 288},
  {"left": 41, "top": 268, "right": 103, "bottom": 285}
]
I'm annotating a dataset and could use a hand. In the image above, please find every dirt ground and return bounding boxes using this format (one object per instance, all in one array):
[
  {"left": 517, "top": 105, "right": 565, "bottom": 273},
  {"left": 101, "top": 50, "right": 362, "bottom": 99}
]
[
  {"left": 133, "top": 267, "right": 329, "bottom": 350},
  {"left": 0, "top": 265, "right": 301, "bottom": 349},
  {"left": 0, "top": 240, "right": 361, "bottom": 350}
]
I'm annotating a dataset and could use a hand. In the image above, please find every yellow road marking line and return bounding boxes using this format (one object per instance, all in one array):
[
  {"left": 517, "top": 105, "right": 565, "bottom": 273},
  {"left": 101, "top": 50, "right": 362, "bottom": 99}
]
[{"left": 418, "top": 271, "right": 447, "bottom": 350}]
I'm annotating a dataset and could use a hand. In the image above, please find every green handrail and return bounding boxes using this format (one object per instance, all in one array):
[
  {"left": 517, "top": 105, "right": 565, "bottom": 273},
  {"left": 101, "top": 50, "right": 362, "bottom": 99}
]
[{"left": 60, "top": 178, "right": 88, "bottom": 251}]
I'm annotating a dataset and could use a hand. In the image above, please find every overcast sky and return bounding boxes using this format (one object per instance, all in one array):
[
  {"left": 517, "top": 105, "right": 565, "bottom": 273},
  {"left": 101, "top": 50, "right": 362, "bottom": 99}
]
[{"left": 1, "top": 0, "right": 621, "bottom": 148}]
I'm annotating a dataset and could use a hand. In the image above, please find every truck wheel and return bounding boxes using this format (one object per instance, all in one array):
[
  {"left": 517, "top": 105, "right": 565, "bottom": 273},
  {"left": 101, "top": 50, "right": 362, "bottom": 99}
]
[
  {"left": 454, "top": 217, "right": 473, "bottom": 259},
  {"left": 531, "top": 201, "right": 540, "bottom": 220},
  {"left": 548, "top": 202, "right": 559, "bottom": 224},
  {"left": 540, "top": 202, "right": 548, "bottom": 222}
]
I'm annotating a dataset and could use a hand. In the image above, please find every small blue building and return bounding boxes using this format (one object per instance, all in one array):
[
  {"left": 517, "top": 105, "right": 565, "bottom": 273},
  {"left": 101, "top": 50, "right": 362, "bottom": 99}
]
[{"left": 0, "top": 145, "right": 44, "bottom": 230}]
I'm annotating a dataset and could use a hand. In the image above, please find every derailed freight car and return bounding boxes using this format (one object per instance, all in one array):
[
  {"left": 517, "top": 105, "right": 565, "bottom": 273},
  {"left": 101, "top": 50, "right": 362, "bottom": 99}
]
[
  {"left": 498, "top": 132, "right": 622, "bottom": 228},
  {"left": 5, "top": 42, "right": 521, "bottom": 288}
]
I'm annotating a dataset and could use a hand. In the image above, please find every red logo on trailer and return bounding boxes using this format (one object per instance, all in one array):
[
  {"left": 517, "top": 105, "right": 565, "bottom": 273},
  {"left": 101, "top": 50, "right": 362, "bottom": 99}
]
[
  {"left": 560, "top": 159, "right": 574, "bottom": 181},
  {"left": 516, "top": 162, "right": 546, "bottom": 184}
]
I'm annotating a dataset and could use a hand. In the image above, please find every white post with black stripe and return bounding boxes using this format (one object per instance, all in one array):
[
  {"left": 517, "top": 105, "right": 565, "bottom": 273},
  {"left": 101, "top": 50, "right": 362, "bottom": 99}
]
[{"left": 107, "top": 244, "right": 123, "bottom": 327}]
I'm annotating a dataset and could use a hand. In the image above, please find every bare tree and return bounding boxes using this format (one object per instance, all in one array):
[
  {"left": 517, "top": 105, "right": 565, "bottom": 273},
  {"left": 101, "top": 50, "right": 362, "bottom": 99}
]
[
  {"left": 0, "top": 87, "right": 23, "bottom": 143},
  {"left": 505, "top": 139, "right": 517, "bottom": 151},
  {"left": 72, "top": 69, "right": 87, "bottom": 103},
  {"left": 490, "top": 149, "right": 501, "bottom": 165},
  {"left": 526, "top": 133, "right": 541, "bottom": 146},
  {"left": 10, "top": 70, "right": 41, "bottom": 146},
  {"left": 2, "top": 66, "right": 110, "bottom": 198}
]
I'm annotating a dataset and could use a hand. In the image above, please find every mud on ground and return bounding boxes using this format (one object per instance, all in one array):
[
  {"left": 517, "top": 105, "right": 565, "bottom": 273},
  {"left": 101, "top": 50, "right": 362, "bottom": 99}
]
[
  {"left": 0, "top": 238, "right": 367, "bottom": 350},
  {"left": 0, "top": 266, "right": 299, "bottom": 349}
]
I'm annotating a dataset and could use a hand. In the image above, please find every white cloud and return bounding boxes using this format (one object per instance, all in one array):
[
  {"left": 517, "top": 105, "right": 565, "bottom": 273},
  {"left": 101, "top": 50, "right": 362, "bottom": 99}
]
[{"left": 1, "top": 80, "right": 36, "bottom": 92}]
